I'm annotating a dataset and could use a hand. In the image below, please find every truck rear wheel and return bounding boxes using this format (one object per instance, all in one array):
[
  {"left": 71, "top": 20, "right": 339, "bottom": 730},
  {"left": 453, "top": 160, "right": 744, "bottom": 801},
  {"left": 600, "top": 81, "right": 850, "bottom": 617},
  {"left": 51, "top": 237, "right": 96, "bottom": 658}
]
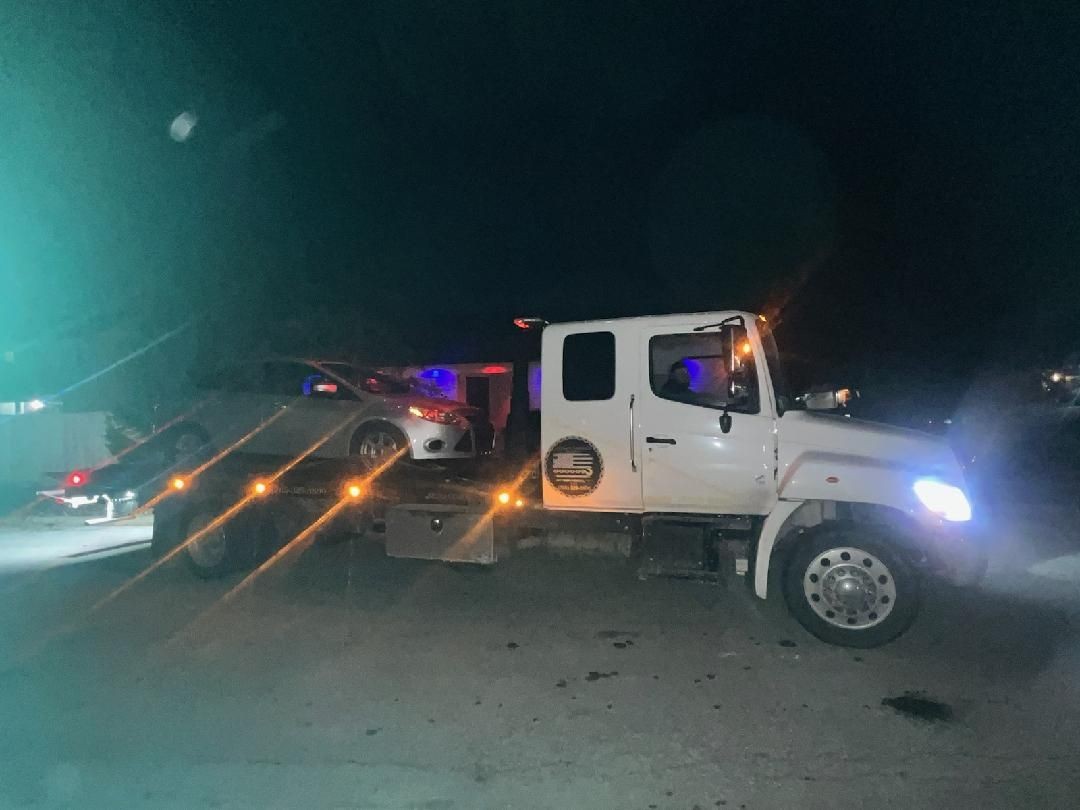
[
  {"left": 782, "top": 524, "right": 920, "bottom": 648},
  {"left": 184, "top": 508, "right": 255, "bottom": 579}
]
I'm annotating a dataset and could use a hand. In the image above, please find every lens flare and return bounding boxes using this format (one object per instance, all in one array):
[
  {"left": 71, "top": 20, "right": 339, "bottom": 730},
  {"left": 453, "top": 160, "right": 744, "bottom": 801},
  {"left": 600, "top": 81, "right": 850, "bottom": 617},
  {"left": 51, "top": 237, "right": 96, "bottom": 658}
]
[{"left": 93, "top": 413, "right": 368, "bottom": 610}]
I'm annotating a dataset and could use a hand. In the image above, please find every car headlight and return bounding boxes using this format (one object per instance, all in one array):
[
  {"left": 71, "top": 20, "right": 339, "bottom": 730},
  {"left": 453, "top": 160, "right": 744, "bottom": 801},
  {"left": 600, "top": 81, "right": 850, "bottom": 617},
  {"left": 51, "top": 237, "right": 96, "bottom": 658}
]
[
  {"left": 913, "top": 479, "right": 972, "bottom": 522},
  {"left": 408, "top": 405, "right": 467, "bottom": 427}
]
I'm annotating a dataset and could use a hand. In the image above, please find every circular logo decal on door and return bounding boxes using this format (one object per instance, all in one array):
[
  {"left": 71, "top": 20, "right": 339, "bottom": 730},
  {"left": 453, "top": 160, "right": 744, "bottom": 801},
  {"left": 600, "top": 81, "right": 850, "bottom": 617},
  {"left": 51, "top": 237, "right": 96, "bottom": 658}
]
[{"left": 544, "top": 436, "right": 604, "bottom": 497}]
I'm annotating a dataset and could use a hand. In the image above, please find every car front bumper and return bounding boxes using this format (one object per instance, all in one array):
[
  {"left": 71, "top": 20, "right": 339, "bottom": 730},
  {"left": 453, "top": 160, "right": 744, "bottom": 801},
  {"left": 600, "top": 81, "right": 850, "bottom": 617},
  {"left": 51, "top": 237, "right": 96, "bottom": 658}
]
[{"left": 405, "top": 417, "right": 496, "bottom": 461}]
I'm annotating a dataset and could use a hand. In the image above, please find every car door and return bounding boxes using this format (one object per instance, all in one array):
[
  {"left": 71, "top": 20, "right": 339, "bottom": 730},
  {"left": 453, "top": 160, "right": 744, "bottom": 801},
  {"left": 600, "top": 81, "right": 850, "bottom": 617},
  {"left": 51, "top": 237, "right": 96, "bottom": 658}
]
[
  {"left": 637, "top": 320, "right": 777, "bottom": 515},
  {"left": 541, "top": 324, "right": 644, "bottom": 512},
  {"left": 257, "top": 361, "right": 365, "bottom": 459},
  {"left": 192, "top": 362, "right": 284, "bottom": 456}
]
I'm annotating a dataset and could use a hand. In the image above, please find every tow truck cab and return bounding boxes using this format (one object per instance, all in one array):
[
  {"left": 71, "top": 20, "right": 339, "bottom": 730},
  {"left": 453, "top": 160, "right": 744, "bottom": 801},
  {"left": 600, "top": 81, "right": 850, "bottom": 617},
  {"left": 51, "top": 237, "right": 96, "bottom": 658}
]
[{"left": 539, "top": 310, "right": 984, "bottom": 647}]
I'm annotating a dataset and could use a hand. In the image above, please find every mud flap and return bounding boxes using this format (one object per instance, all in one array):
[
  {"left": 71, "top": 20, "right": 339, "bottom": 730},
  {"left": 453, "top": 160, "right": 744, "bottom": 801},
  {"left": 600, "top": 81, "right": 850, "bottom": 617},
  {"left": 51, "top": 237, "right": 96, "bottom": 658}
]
[{"left": 384, "top": 504, "right": 496, "bottom": 564}]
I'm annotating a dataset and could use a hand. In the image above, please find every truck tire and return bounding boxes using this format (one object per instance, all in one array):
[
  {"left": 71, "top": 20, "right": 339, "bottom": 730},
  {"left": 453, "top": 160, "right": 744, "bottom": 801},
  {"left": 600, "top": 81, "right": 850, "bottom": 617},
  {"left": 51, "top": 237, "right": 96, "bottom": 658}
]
[
  {"left": 183, "top": 507, "right": 256, "bottom": 579},
  {"left": 782, "top": 524, "right": 921, "bottom": 648}
]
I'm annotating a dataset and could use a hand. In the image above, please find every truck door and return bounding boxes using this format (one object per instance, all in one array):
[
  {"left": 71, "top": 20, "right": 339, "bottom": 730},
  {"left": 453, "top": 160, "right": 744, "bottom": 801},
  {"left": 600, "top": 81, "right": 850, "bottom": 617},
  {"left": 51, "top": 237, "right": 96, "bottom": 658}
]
[
  {"left": 541, "top": 325, "right": 644, "bottom": 512},
  {"left": 637, "top": 321, "right": 776, "bottom": 515}
]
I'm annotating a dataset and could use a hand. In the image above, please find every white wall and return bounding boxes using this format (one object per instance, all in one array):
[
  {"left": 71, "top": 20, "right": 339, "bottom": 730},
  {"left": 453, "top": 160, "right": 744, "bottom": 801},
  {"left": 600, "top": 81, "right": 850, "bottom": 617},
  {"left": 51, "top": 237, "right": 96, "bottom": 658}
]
[{"left": 0, "top": 410, "right": 109, "bottom": 484}]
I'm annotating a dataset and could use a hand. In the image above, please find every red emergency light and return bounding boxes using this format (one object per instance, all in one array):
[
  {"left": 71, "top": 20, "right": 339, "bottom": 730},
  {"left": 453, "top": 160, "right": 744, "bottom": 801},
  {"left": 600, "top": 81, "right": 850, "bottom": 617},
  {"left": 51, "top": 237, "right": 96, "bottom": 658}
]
[
  {"left": 66, "top": 470, "right": 90, "bottom": 488},
  {"left": 513, "top": 316, "right": 548, "bottom": 330}
]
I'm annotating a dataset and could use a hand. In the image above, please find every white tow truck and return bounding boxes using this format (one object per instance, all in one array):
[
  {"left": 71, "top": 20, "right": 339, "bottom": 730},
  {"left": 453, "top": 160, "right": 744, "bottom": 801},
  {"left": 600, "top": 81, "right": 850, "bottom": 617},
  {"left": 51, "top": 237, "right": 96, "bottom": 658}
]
[{"left": 110, "top": 309, "right": 984, "bottom": 648}]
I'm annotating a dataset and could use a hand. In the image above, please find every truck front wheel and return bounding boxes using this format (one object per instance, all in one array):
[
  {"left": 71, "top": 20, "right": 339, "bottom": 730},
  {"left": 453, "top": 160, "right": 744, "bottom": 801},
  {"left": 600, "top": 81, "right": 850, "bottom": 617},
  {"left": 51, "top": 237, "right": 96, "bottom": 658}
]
[{"left": 782, "top": 524, "right": 921, "bottom": 648}]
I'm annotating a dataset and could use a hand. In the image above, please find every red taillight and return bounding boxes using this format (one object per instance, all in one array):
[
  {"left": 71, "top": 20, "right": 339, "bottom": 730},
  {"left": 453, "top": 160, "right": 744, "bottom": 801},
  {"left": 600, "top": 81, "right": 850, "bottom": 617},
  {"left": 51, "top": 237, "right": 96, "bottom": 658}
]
[{"left": 66, "top": 470, "right": 90, "bottom": 488}]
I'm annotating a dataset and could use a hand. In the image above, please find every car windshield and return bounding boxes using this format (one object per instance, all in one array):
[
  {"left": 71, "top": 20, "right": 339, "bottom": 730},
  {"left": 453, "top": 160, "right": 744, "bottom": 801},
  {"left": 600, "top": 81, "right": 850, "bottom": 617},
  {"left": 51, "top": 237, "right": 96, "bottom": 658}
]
[{"left": 318, "top": 363, "right": 412, "bottom": 395}]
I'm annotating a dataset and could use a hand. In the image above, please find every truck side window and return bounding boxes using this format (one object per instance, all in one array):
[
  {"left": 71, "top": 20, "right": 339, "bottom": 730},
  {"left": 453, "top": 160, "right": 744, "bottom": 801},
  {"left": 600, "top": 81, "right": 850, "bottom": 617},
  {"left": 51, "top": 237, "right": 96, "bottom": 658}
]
[
  {"left": 562, "top": 331, "right": 616, "bottom": 401},
  {"left": 649, "top": 330, "right": 760, "bottom": 414}
]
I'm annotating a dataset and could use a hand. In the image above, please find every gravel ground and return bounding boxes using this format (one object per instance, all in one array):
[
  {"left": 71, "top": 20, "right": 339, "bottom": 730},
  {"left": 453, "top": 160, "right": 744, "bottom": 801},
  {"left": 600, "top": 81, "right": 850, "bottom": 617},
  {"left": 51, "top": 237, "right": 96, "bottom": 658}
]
[{"left": 0, "top": 519, "right": 1077, "bottom": 809}]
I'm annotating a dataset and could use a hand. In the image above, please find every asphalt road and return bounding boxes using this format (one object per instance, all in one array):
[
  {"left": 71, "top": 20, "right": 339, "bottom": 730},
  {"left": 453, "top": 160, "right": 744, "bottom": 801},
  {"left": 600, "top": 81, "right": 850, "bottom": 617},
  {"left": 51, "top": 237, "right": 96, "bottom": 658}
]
[{"left": 0, "top": 517, "right": 1078, "bottom": 809}]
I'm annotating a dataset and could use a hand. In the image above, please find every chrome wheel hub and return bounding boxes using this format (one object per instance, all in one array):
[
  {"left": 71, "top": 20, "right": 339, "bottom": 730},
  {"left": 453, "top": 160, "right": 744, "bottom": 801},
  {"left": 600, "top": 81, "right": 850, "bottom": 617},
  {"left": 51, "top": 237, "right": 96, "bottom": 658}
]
[
  {"left": 803, "top": 546, "right": 897, "bottom": 629},
  {"left": 359, "top": 431, "right": 399, "bottom": 460}
]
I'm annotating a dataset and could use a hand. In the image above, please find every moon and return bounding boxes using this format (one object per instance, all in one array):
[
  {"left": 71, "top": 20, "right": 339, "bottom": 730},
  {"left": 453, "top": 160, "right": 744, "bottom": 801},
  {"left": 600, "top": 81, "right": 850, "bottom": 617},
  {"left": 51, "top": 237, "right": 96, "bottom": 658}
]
[{"left": 169, "top": 111, "right": 197, "bottom": 142}]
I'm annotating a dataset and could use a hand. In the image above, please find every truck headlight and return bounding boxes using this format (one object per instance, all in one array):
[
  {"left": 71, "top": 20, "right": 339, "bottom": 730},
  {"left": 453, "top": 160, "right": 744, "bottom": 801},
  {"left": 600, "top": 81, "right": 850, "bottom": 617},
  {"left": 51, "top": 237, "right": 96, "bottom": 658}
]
[{"left": 913, "top": 479, "right": 972, "bottom": 522}]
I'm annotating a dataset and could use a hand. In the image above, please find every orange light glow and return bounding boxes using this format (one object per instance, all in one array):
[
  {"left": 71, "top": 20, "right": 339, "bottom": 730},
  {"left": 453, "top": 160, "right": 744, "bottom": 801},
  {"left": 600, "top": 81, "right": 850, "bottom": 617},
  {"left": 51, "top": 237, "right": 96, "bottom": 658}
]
[
  {"left": 253, "top": 481, "right": 268, "bottom": 495},
  {"left": 347, "top": 483, "right": 362, "bottom": 498},
  {"left": 171, "top": 477, "right": 186, "bottom": 490},
  {"left": 739, "top": 341, "right": 752, "bottom": 355},
  {"left": 514, "top": 498, "right": 524, "bottom": 508},
  {"left": 497, "top": 491, "right": 511, "bottom": 505},
  {"left": 94, "top": 427, "right": 404, "bottom": 615}
]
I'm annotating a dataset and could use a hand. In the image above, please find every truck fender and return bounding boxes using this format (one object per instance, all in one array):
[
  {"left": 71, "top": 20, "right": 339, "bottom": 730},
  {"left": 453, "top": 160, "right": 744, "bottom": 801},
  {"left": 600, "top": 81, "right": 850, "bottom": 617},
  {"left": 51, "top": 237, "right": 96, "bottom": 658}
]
[
  {"left": 753, "top": 500, "right": 803, "bottom": 599},
  {"left": 778, "top": 451, "right": 923, "bottom": 517}
]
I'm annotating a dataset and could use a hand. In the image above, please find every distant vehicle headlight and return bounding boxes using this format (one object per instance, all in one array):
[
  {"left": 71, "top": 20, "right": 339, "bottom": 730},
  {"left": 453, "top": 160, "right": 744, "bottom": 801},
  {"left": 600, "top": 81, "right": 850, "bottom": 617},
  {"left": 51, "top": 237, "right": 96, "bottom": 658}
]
[{"left": 913, "top": 479, "right": 972, "bottom": 522}]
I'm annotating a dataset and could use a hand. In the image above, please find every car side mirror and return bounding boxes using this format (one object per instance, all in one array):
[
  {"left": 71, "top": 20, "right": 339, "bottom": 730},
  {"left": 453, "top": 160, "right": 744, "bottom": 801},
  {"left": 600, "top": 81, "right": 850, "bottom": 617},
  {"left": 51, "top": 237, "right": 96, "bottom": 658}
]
[{"left": 303, "top": 375, "right": 339, "bottom": 399}]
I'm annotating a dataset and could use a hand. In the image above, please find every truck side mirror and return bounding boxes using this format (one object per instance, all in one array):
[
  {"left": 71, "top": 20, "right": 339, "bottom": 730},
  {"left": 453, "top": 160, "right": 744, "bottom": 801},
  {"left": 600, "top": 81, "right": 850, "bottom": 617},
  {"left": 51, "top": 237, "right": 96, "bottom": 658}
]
[
  {"left": 803, "top": 391, "right": 838, "bottom": 410},
  {"left": 803, "top": 387, "right": 856, "bottom": 411},
  {"left": 719, "top": 410, "right": 733, "bottom": 434}
]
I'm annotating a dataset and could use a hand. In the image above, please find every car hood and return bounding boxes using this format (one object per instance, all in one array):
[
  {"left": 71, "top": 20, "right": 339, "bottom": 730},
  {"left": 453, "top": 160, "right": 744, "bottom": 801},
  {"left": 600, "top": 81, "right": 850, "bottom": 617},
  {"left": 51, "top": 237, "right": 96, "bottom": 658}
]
[
  {"left": 401, "top": 395, "right": 480, "bottom": 415},
  {"left": 780, "top": 411, "right": 961, "bottom": 478}
]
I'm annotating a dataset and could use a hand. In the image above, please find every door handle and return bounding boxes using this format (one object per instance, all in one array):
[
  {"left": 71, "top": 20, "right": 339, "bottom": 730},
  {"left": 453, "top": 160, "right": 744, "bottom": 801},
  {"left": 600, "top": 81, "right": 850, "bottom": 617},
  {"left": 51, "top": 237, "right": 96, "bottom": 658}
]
[
  {"left": 629, "top": 395, "right": 637, "bottom": 471},
  {"left": 646, "top": 436, "right": 677, "bottom": 445}
]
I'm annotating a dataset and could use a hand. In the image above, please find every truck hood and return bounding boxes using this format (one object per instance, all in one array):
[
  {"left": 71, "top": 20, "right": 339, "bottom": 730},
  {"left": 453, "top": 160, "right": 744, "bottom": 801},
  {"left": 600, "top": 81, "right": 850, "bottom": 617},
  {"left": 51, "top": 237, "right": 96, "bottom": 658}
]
[{"left": 780, "top": 411, "right": 961, "bottom": 479}]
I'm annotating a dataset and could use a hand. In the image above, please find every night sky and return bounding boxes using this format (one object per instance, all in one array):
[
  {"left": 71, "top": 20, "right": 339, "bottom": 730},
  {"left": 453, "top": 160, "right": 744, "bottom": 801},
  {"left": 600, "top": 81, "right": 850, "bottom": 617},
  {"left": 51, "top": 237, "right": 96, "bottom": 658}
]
[{"left": 4, "top": 1, "right": 1080, "bottom": 392}]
